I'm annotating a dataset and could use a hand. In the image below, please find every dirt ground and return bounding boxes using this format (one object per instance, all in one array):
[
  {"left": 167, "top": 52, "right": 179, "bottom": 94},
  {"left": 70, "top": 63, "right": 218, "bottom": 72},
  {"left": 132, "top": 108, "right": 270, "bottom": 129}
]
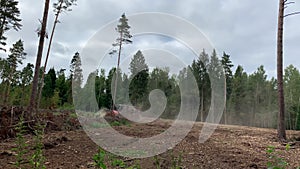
[{"left": 1, "top": 119, "right": 300, "bottom": 169}]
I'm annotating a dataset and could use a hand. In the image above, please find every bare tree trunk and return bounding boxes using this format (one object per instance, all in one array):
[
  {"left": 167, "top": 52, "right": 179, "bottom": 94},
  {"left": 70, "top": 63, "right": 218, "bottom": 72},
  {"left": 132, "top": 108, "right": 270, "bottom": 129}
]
[
  {"left": 224, "top": 82, "right": 227, "bottom": 125},
  {"left": 3, "top": 81, "right": 10, "bottom": 105},
  {"left": 200, "top": 87, "right": 204, "bottom": 121},
  {"left": 3, "top": 68, "right": 16, "bottom": 105},
  {"left": 296, "top": 98, "right": 300, "bottom": 130},
  {"left": 21, "top": 85, "right": 26, "bottom": 106},
  {"left": 252, "top": 83, "right": 258, "bottom": 127},
  {"left": 28, "top": 0, "right": 50, "bottom": 116},
  {"left": 112, "top": 31, "right": 123, "bottom": 111},
  {"left": 37, "top": 2, "right": 63, "bottom": 109},
  {"left": 0, "top": 17, "right": 6, "bottom": 45},
  {"left": 0, "top": 18, "right": 5, "bottom": 38},
  {"left": 277, "top": 0, "right": 287, "bottom": 141}
]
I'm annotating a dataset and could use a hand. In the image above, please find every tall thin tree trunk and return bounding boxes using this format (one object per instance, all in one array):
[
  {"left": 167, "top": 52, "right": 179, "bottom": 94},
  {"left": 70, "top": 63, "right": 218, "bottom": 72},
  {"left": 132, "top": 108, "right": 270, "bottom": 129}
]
[
  {"left": 0, "top": 16, "right": 7, "bottom": 51},
  {"left": 277, "top": 0, "right": 287, "bottom": 141},
  {"left": 252, "top": 84, "right": 258, "bottom": 127},
  {"left": 112, "top": 31, "right": 123, "bottom": 111},
  {"left": 224, "top": 81, "right": 227, "bottom": 125},
  {"left": 288, "top": 92, "right": 293, "bottom": 130},
  {"left": 28, "top": 0, "right": 50, "bottom": 115},
  {"left": 3, "top": 68, "right": 15, "bottom": 105},
  {"left": 200, "top": 87, "right": 204, "bottom": 122},
  {"left": 21, "top": 85, "right": 26, "bottom": 106},
  {"left": 296, "top": 98, "right": 300, "bottom": 130},
  {"left": 0, "top": 17, "right": 6, "bottom": 40},
  {"left": 37, "top": 2, "right": 63, "bottom": 109},
  {"left": 3, "top": 81, "right": 10, "bottom": 105}
]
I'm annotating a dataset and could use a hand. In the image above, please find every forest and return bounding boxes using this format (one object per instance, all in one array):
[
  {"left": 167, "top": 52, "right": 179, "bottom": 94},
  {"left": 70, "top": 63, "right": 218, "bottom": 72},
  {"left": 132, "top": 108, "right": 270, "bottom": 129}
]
[
  {"left": 1, "top": 38, "right": 300, "bottom": 130},
  {"left": 1, "top": 29, "right": 300, "bottom": 130}
]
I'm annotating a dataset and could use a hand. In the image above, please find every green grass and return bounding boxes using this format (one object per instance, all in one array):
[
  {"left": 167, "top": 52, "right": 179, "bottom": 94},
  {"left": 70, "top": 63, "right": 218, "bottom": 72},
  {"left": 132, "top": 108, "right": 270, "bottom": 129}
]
[
  {"left": 266, "top": 144, "right": 290, "bottom": 169},
  {"left": 116, "top": 150, "right": 147, "bottom": 157},
  {"left": 89, "top": 122, "right": 110, "bottom": 128},
  {"left": 93, "top": 147, "right": 142, "bottom": 169}
]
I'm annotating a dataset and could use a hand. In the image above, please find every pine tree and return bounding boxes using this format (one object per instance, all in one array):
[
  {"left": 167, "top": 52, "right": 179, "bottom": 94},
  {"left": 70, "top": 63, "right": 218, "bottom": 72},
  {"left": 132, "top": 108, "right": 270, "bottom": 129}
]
[
  {"left": 276, "top": 0, "right": 286, "bottom": 140},
  {"left": 38, "top": 0, "right": 77, "bottom": 107},
  {"left": 20, "top": 63, "right": 34, "bottom": 87},
  {"left": 3, "top": 39, "right": 26, "bottom": 105},
  {"left": 29, "top": 0, "right": 50, "bottom": 114},
  {"left": 0, "top": 0, "right": 22, "bottom": 51},
  {"left": 110, "top": 13, "right": 132, "bottom": 110},
  {"left": 0, "top": 58, "right": 5, "bottom": 75},
  {"left": 19, "top": 63, "right": 34, "bottom": 105},
  {"left": 276, "top": 0, "right": 300, "bottom": 139}
]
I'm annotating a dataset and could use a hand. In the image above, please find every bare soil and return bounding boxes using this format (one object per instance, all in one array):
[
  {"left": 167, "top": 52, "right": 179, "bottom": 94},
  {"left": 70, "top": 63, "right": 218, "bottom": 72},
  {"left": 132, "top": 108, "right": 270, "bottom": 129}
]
[{"left": 1, "top": 118, "right": 300, "bottom": 169}]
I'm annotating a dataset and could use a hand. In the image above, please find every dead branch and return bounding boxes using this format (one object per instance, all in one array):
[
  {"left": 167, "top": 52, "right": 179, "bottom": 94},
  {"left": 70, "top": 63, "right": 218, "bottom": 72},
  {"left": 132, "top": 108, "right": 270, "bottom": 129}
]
[
  {"left": 4, "top": 120, "right": 35, "bottom": 128},
  {"left": 3, "top": 120, "right": 54, "bottom": 129},
  {"left": 284, "top": 1, "right": 295, "bottom": 5},
  {"left": 284, "top": 11, "right": 300, "bottom": 17}
]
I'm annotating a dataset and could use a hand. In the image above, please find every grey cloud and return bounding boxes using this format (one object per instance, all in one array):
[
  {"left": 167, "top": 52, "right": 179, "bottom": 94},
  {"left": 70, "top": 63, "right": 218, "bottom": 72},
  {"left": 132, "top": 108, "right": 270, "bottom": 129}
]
[{"left": 1, "top": 0, "right": 299, "bottom": 79}]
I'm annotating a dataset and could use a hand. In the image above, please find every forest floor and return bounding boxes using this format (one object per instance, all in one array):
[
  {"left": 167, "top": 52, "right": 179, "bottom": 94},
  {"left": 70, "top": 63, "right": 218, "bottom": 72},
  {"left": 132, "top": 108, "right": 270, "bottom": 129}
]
[{"left": 1, "top": 114, "right": 300, "bottom": 169}]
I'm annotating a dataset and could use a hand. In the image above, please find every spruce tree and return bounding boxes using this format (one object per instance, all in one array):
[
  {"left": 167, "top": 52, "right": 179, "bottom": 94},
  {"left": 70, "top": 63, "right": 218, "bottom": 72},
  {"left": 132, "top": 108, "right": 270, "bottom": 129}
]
[
  {"left": 70, "top": 52, "right": 83, "bottom": 90},
  {"left": 221, "top": 52, "right": 234, "bottom": 98},
  {"left": 129, "top": 50, "right": 149, "bottom": 108}
]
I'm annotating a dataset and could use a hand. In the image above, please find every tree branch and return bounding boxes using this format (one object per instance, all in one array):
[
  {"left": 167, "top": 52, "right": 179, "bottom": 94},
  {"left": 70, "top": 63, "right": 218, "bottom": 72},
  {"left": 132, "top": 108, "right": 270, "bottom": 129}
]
[
  {"left": 284, "top": 11, "right": 300, "bottom": 17},
  {"left": 285, "top": 1, "right": 295, "bottom": 5}
]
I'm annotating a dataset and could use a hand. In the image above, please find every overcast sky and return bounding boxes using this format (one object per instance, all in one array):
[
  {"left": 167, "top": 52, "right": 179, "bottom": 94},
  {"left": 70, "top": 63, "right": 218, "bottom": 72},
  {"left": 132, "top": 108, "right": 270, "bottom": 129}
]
[{"left": 1, "top": 0, "right": 300, "bottom": 79}]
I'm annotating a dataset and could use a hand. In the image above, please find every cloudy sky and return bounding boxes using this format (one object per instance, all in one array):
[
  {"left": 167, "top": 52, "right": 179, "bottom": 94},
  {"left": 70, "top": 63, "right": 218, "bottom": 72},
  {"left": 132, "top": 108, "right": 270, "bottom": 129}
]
[{"left": 1, "top": 0, "right": 300, "bottom": 79}]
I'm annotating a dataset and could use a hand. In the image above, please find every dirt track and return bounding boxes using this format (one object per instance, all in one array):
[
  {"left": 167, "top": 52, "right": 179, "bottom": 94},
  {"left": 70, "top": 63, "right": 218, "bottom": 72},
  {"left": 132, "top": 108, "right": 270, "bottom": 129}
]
[{"left": 1, "top": 120, "right": 300, "bottom": 169}]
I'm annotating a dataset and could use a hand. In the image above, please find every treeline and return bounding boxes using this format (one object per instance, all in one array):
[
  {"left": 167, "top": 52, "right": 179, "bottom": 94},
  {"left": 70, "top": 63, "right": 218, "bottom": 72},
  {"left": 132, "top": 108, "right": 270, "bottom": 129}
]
[
  {"left": 0, "top": 41, "right": 78, "bottom": 109},
  {"left": 76, "top": 49, "right": 300, "bottom": 130},
  {"left": 1, "top": 41, "right": 300, "bottom": 130}
]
